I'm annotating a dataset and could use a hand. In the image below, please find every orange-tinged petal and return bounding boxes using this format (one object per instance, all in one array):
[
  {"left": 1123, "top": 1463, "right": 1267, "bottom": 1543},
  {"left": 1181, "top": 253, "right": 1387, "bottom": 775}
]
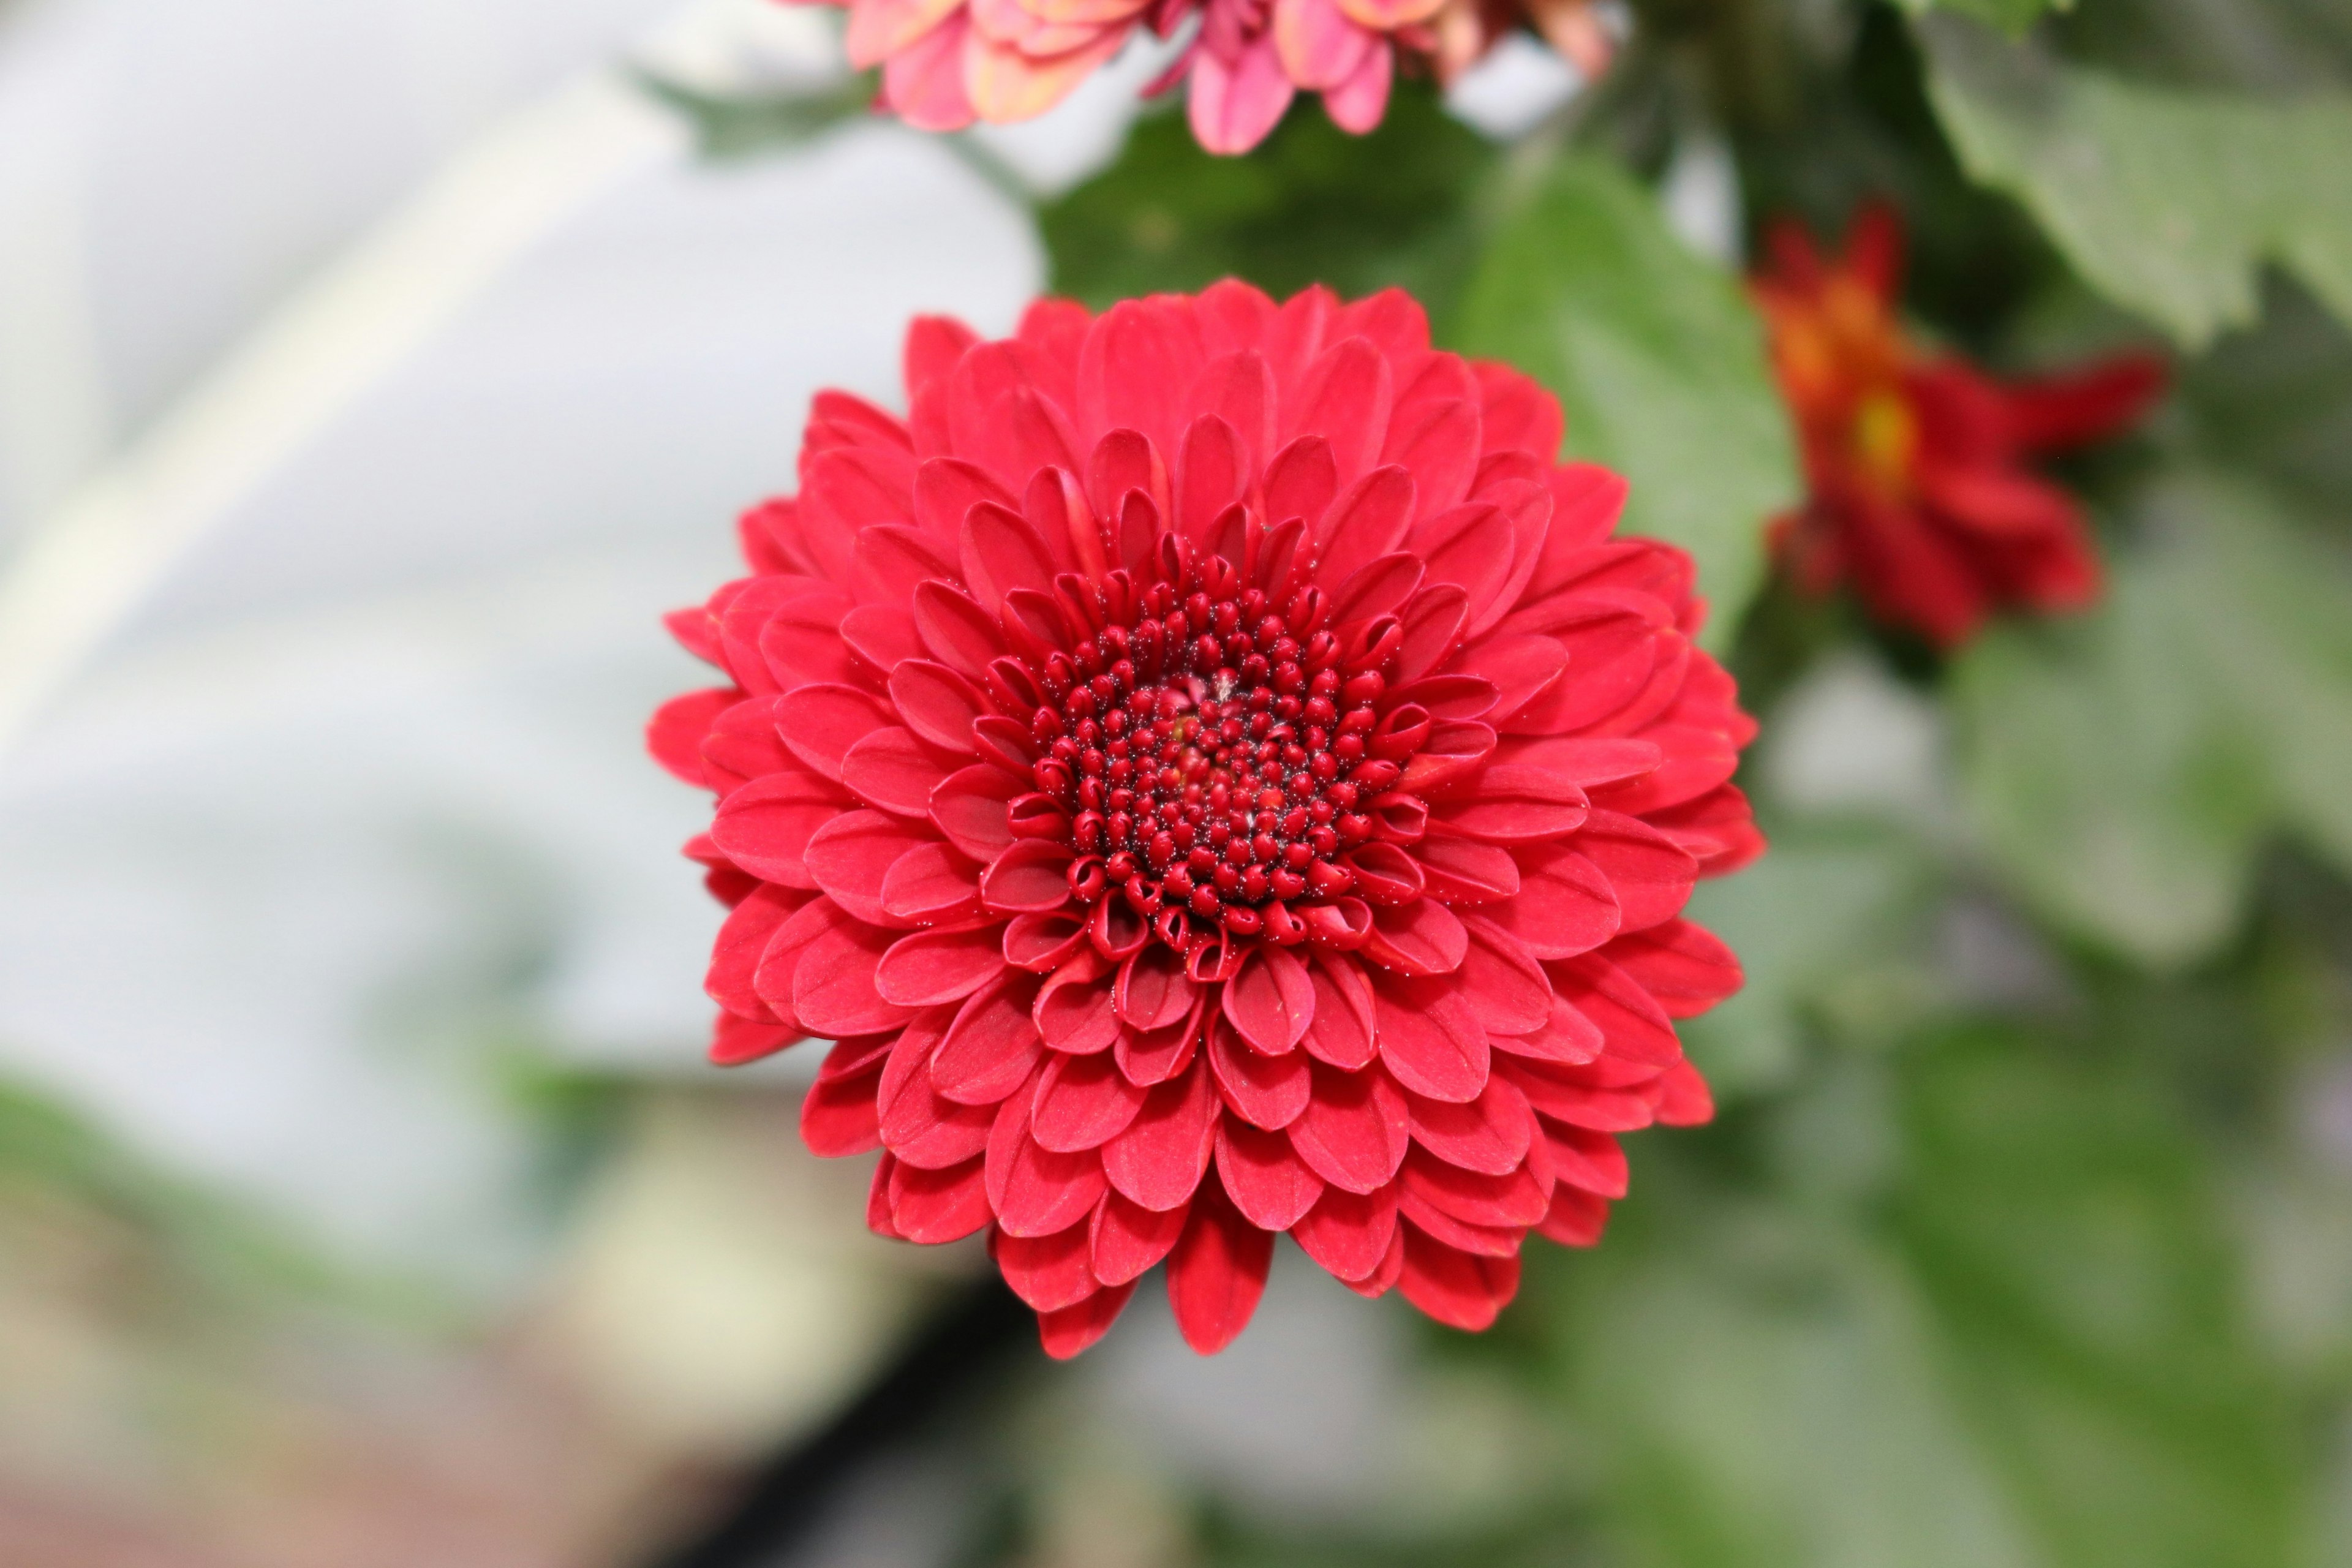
[
  {"left": 1333, "top": 0, "right": 1444, "bottom": 31},
  {"left": 845, "top": 0, "right": 964, "bottom": 67},
  {"left": 965, "top": 26, "right": 1129, "bottom": 122},
  {"left": 1274, "top": 0, "right": 1377, "bottom": 89}
]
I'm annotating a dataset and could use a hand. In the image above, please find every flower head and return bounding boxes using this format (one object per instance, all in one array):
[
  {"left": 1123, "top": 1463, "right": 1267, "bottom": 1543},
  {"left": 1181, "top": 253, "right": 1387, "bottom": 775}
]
[
  {"left": 651, "top": 282, "right": 1762, "bottom": 1355},
  {"left": 813, "top": 0, "right": 1466, "bottom": 154},
  {"left": 1752, "top": 203, "right": 2166, "bottom": 649}
]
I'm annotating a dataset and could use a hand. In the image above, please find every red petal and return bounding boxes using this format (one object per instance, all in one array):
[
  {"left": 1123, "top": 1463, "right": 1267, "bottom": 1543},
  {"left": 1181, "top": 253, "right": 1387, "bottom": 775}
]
[
  {"left": 1651, "top": 1058, "right": 1714, "bottom": 1126},
  {"left": 930, "top": 764, "right": 1021, "bottom": 861},
  {"left": 1553, "top": 956, "right": 1683, "bottom": 1075},
  {"left": 1536, "top": 1185, "right": 1609, "bottom": 1247},
  {"left": 1373, "top": 974, "right": 1489, "bottom": 1103},
  {"left": 1543, "top": 1120, "right": 1628, "bottom": 1197},
  {"left": 1287, "top": 1059, "right": 1409, "bottom": 1193},
  {"left": 1090, "top": 1193, "right": 1189, "bottom": 1286},
  {"left": 880, "top": 1075, "right": 997, "bottom": 1171},
  {"left": 1286, "top": 335, "right": 1392, "bottom": 483},
  {"left": 1176, "top": 414, "right": 1250, "bottom": 546},
  {"left": 1003, "top": 911, "right": 1087, "bottom": 971},
  {"left": 888, "top": 660, "right": 987, "bottom": 754},
  {"left": 1031, "top": 953, "right": 1114, "bottom": 1053},
  {"left": 1166, "top": 1182, "right": 1275, "bottom": 1355},
  {"left": 774, "top": 685, "right": 895, "bottom": 783},
  {"left": 1453, "top": 916, "right": 1553, "bottom": 1035},
  {"left": 1302, "top": 952, "right": 1378, "bottom": 1069},
  {"left": 711, "top": 1011, "right": 800, "bottom": 1068},
  {"left": 1313, "top": 467, "right": 1415, "bottom": 582},
  {"left": 1038, "top": 1279, "right": 1137, "bottom": 1359},
  {"left": 1208, "top": 1015, "right": 1313, "bottom": 1129},
  {"left": 1430, "top": 763, "right": 1591, "bottom": 842},
  {"left": 801, "top": 1065, "right": 883, "bottom": 1156},
  {"left": 879, "top": 842, "right": 983, "bottom": 925},
  {"left": 993, "top": 1220, "right": 1099, "bottom": 1311},
  {"left": 840, "top": 727, "right": 949, "bottom": 817},
  {"left": 793, "top": 910, "right": 915, "bottom": 1037},
  {"left": 1397, "top": 1227, "right": 1521, "bottom": 1331},
  {"left": 986, "top": 1088, "right": 1107, "bottom": 1238},
  {"left": 1490, "top": 991, "right": 1606, "bottom": 1066},
  {"left": 875, "top": 925, "right": 1004, "bottom": 1008},
  {"left": 1483, "top": 842, "right": 1620, "bottom": 960},
  {"left": 1220, "top": 946, "right": 1315, "bottom": 1054},
  {"left": 1576, "top": 810, "right": 1698, "bottom": 932},
  {"left": 911, "top": 579, "right": 1003, "bottom": 678},
  {"left": 706, "top": 884, "right": 799, "bottom": 1021},
  {"left": 1409, "top": 1074, "right": 1534, "bottom": 1175},
  {"left": 1115, "top": 944, "right": 1197, "bottom": 1031},
  {"left": 1600, "top": 919, "right": 1743, "bottom": 1018},
  {"left": 1102, "top": 1060, "right": 1218, "bottom": 1211},
  {"left": 1033, "top": 1049, "right": 1148, "bottom": 1151},
  {"left": 804, "top": 810, "right": 927, "bottom": 927},
  {"left": 1262, "top": 434, "right": 1338, "bottom": 529},
  {"left": 889, "top": 1155, "right": 993, "bottom": 1243},
  {"left": 1216, "top": 1119, "right": 1325, "bottom": 1231},
  {"left": 932, "top": 972, "right": 1046, "bottom": 1104},
  {"left": 1291, "top": 1185, "right": 1399, "bottom": 1283},
  {"left": 980, "top": 838, "right": 1076, "bottom": 914},
  {"left": 1501, "top": 1057, "right": 1655, "bottom": 1132},
  {"left": 1327, "top": 550, "right": 1423, "bottom": 628},
  {"left": 1362, "top": 899, "right": 1468, "bottom": 976},
  {"left": 648, "top": 688, "right": 731, "bottom": 786},
  {"left": 709, "top": 772, "right": 848, "bottom": 889}
]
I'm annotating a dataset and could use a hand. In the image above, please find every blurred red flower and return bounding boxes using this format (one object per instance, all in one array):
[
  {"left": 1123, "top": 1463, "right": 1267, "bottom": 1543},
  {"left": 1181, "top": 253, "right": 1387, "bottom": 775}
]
[
  {"left": 649, "top": 282, "right": 1762, "bottom": 1355},
  {"left": 1752, "top": 204, "right": 2166, "bottom": 649}
]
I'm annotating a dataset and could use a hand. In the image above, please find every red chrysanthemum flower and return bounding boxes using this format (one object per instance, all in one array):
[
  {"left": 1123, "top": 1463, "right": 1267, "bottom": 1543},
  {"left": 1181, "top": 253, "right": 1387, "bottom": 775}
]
[
  {"left": 649, "top": 282, "right": 1763, "bottom": 1357},
  {"left": 1752, "top": 203, "right": 2166, "bottom": 649}
]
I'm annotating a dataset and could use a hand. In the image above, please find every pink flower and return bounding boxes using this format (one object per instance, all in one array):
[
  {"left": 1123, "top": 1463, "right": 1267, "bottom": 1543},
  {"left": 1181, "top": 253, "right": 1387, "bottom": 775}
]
[
  {"left": 651, "top": 282, "right": 1763, "bottom": 1355},
  {"left": 806, "top": 0, "right": 1442, "bottom": 153}
]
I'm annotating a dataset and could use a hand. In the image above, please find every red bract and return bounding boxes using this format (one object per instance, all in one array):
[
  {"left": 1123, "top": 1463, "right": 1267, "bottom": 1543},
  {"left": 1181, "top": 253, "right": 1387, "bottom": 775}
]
[
  {"left": 651, "top": 282, "right": 1763, "bottom": 1356},
  {"left": 1753, "top": 204, "right": 2166, "bottom": 650}
]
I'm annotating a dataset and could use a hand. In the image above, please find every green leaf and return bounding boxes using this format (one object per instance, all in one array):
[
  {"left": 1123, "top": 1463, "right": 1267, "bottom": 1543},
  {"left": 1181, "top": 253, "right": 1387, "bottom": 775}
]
[
  {"left": 1950, "top": 540, "right": 2271, "bottom": 967},
  {"left": 1895, "top": 0, "right": 2068, "bottom": 37},
  {"left": 2152, "top": 475, "right": 2352, "bottom": 872},
  {"left": 1950, "top": 469, "right": 2352, "bottom": 966},
  {"left": 1039, "top": 85, "right": 1494, "bottom": 316},
  {"left": 1891, "top": 1028, "right": 2311, "bottom": 1568},
  {"left": 1918, "top": 15, "right": 2352, "bottom": 348},
  {"left": 1453, "top": 153, "right": 1799, "bottom": 647}
]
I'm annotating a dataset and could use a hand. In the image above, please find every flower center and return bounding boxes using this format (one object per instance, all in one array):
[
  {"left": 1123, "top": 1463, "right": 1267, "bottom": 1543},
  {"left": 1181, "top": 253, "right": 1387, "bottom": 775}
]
[{"left": 1023, "top": 547, "right": 1411, "bottom": 954}]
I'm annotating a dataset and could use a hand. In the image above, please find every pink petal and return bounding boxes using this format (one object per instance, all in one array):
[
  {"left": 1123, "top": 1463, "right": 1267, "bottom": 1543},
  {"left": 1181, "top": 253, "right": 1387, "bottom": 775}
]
[
  {"left": 1188, "top": 33, "right": 1296, "bottom": 156},
  {"left": 1319, "top": 31, "right": 1391, "bottom": 134}
]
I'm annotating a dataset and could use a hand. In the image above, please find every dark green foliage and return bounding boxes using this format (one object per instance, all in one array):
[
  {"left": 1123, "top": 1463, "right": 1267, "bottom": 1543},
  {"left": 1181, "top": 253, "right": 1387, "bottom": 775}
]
[{"left": 1039, "top": 83, "right": 1496, "bottom": 315}]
